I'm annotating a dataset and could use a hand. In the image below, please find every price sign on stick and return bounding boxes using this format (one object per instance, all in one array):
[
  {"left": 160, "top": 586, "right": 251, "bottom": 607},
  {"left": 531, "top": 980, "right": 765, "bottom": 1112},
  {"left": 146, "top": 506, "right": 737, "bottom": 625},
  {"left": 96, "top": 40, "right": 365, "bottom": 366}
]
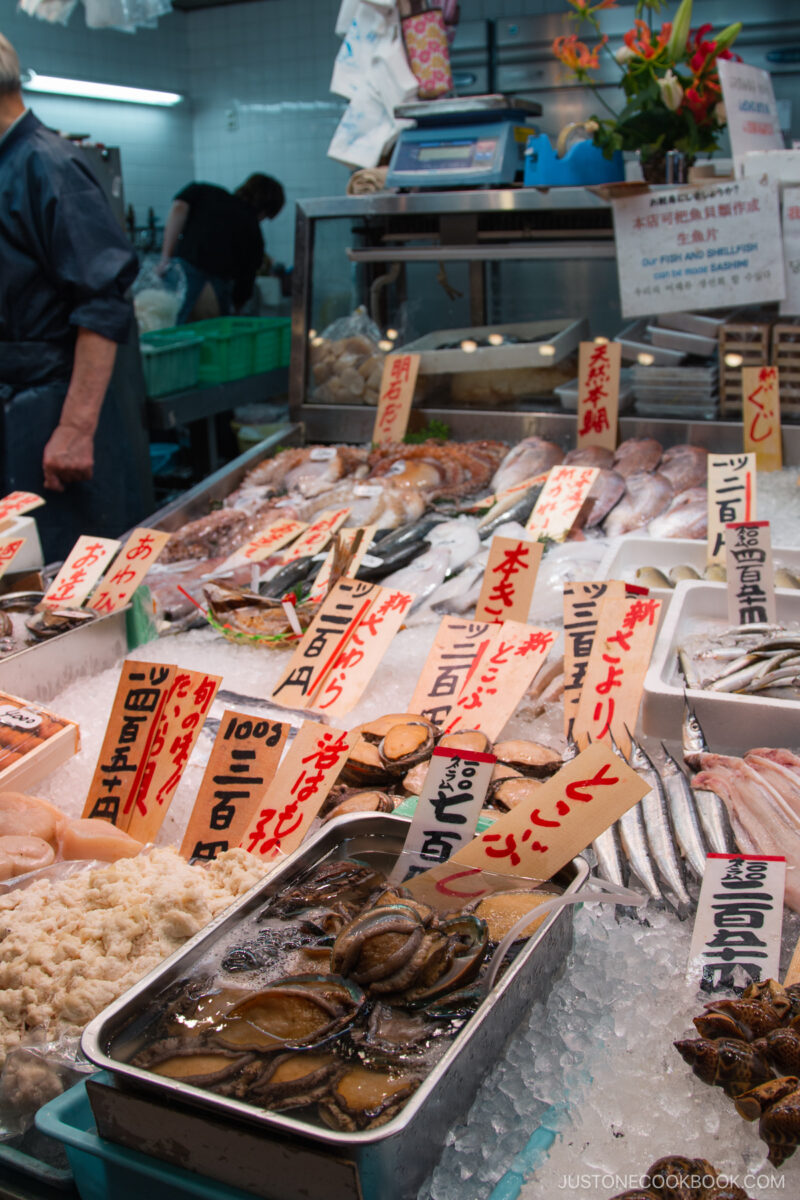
[
  {"left": 0, "top": 492, "right": 44, "bottom": 523},
  {"left": 82, "top": 662, "right": 176, "bottom": 827},
  {"left": 743, "top": 366, "right": 783, "bottom": 472},
  {"left": 474, "top": 536, "right": 542, "bottom": 624},
  {"left": 525, "top": 465, "right": 599, "bottom": 542},
  {"left": 307, "top": 525, "right": 378, "bottom": 605},
  {"left": 43, "top": 535, "right": 120, "bottom": 609},
  {"left": 180, "top": 711, "right": 288, "bottom": 860},
  {"left": 127, "top": 668, "right": 221, "bottom": 844},
  {"left": 409, "top": 617, "right": 495, "bottom": 729},
  {"left": 707, "top": 453, "right": 756, "bottom": 562},
  {"left": 576, "top": 341, "right": 621, "bottom": 453},
  {"left": 281, "top": 509, "right": 351, "bottom": 564},
  {"left": 372, "top": 354, "right": 420, "bottom": 446},
  {"left": 220, "top": 520, "right": 307, "bottom": 570},
  {"left": 88, "top": 528, "right": 170, "bottom": 614},
  {"left": 240, "top": 720, "right": 354, "bottom": 861},
  {"left": 690, "top": 854, "right": 785, "bottom": 991},
  {"left": 0, "top": 538, "right": 25, "bottom": 582},
  {"left": 563, "top": 580, "right": 625, "bottom": 742},
  {"left": 466, "top": 473, "right": 548, "bottom": 515},
  {"left": 725, "top": 521, "right": 776, "bottom": 627},
  {"left": 572, "top": 592, "right": 663, "bottom": 759}
]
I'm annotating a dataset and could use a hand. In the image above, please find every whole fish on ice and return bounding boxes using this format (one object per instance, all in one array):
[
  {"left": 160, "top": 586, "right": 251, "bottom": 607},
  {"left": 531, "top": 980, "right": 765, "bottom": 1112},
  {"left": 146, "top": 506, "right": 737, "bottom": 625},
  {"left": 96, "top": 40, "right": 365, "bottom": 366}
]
[
  {"left": 647, "top": 487, "right": 708, "bottom": 540},
  {"left": 658, "top": 444, "right": 708, "bottom": 494},
  {"left": 491, "top": 437, "right": 563, "bottom": 492},
  {"left": 603, "top": 471, "right": 673, "bottom": 537},
  {"left": 613, "top": 437, "right": 662, "bottom": 478}
]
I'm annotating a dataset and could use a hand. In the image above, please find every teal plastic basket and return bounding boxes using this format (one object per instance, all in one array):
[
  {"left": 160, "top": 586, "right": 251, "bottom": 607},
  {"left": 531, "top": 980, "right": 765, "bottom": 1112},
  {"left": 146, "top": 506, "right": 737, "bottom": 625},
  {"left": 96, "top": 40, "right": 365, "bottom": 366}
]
[
  {"left": 187, "top": 317, "right": 256, "bottom": 385},
  {"left": 139, "top": 329, "right": 203, "bottom": 397},
  {"left": 246, "top": 317, "right": 290, "bottom": 373},
  {"left": 36, "top": 1077, "right": 258, "bottom": 1200}
]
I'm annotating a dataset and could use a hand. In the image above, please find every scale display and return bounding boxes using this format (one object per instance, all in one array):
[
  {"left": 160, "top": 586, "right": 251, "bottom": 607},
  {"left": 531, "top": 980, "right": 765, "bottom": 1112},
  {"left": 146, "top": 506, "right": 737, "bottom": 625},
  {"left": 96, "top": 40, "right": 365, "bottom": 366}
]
[{"left": 395, "top": 137, "right": 499, "bottom": 173}]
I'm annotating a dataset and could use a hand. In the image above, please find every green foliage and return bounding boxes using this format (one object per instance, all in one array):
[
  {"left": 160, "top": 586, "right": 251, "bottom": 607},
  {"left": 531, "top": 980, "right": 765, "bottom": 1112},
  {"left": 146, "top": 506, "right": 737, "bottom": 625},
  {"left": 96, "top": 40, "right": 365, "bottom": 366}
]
[{"left": 404, "top": 419, "right": 451, "bottom": 444}]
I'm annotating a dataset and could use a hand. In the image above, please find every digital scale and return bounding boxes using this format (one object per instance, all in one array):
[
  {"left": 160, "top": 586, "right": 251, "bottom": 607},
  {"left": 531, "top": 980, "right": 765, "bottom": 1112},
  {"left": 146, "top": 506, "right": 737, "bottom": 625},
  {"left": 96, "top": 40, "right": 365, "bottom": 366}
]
[{"left": 386, "top": 94, "right": 542, "bottom": 190}]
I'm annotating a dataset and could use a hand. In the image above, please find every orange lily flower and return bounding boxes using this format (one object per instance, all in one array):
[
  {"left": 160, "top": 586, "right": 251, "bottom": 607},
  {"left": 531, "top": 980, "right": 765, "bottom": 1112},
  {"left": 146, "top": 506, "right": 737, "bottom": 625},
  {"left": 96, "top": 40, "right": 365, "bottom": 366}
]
[
  {"left": 622, "top": 18, "right": 672, "bottom": 59},
  {"left": 553, "top": 32, "right": 607, "bottom": 71}
]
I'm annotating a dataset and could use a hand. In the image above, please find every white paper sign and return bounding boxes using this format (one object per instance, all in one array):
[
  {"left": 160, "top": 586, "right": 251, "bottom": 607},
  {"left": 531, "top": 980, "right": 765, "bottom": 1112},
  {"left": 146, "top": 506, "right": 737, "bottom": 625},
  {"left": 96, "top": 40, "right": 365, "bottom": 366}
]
[
  {"left": 781, "top": 186, "right": 800, "bottom": 316},
  {"left": 612, "top": 176, "right": 785, "bottom": 318},
  {"left": 718, "top": 60, "right": 783, "bottom": 169},
  {"left": 688, "top": 853, "right": 785, "bottom": 992}
]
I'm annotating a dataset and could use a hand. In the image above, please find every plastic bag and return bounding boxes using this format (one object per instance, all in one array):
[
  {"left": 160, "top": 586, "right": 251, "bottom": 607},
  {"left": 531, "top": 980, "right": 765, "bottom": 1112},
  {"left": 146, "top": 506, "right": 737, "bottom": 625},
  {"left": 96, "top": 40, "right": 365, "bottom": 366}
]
[
  {"left": 132, "top": 256, "right": 186, "bottom": 333},
  {"left": 17, "top": 0, "right": 80, "bottom": 25},
  {"left": 82, "top": 0, "right": 172, "bottom": 30},
  {"left": 310, "top": 310, "right": 386, "bottom": 407},
  {"left": 0, "top": 1036, "right": 93, "bottom": 1140}
]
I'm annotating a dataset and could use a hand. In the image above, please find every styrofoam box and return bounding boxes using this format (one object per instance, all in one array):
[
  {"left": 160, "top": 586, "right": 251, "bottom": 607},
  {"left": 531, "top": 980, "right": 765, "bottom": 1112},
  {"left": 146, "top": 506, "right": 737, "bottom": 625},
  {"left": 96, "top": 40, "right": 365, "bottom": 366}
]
[
  {"left": 647, "top": 325, "right": 718, "bottom": 357},
  {"left": 641, "top": 580, "right": 800, "bottom": 753},
  {"left": 615, "top": 319, "right": 686, "bottom": 365},
  {"left": 2, "top": 514, "right": 43, "bottom": 571}
]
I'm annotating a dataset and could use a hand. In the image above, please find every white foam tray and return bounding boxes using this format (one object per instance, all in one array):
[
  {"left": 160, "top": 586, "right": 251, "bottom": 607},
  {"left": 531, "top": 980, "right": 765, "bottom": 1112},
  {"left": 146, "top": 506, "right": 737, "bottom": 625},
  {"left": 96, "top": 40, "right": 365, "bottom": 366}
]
[{"left": 641, "top": 580, "right": 800, "bottom": 753}]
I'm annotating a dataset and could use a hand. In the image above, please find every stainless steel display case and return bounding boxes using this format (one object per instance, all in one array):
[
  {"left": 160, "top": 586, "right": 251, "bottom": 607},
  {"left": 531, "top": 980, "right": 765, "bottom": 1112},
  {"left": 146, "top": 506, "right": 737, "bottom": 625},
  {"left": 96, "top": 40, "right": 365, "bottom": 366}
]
[{"left": 82, "top": 812, "right": 588, "bottom": 1200}]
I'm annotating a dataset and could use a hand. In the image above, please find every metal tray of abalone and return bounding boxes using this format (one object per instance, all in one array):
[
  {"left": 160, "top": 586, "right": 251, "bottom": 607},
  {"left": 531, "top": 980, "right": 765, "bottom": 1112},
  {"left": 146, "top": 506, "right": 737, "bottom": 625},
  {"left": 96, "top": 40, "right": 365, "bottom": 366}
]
[
  {"left": 81, "top": 813, "right": 588, "bottom": 1200},
  {"left": 0, "top": 602, "right": 128, "bottom": 703}
]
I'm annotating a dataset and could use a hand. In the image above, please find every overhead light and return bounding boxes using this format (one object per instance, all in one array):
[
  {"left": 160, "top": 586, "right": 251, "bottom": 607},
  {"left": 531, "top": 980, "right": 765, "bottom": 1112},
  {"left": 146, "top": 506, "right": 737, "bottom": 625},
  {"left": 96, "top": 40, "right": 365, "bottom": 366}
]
[
  {"left": 538, "top": 344, "right": 556, "bottom": 357},
  {"left": 23, "top": 70, "right": 182, "bottom": 106},
  {"left": 594, "top": 336, "right": 610, "bottom": 345},
  {"left": 488, "top": 333, "right": 504, "bottom": 346},
  {"left": 385, "top": 328, "right": 399, "bottom": 340},
  {"left": 637, "top": 352, "right": 655, "bottom": 366},
  {"left": 724, "top": 352, "right": 743, "bottom": 368},
  {"left": 460, "top": 339, "right": 478, "bottom": 353},
  {"left": 378, "top": 339, "right": 394, "bottom": 352}
]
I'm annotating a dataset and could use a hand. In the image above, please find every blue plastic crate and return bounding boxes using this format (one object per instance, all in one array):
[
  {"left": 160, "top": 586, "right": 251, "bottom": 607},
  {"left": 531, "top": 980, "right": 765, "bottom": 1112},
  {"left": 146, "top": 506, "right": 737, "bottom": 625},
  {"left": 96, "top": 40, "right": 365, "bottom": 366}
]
[{"left": 36, "top": 1077, "right": 259, "bottom": 1200}]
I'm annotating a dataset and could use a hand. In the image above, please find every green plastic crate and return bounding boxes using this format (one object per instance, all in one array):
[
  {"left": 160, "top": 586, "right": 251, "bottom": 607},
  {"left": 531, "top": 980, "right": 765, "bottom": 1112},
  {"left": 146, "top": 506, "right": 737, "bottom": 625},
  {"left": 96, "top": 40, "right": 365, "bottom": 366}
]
[
  {"left": 187, "top": 317, "right": 256, "bottom": 385},
  {"left": 139, "top": 329, "right": 203, "bottom": 398},
  {"left": 240, "top": 317, "right": 292, "bottom": 373}
]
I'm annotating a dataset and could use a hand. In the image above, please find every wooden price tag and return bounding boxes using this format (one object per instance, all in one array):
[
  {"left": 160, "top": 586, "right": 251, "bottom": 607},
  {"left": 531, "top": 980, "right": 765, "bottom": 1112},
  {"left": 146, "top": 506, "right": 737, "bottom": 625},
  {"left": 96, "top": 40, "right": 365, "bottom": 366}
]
[
  {"left": 572, "top": 591, "right": 663, "bottom": 758},
  {"left": 312, "top": 585, "right": 415, "bottom": 717},
  {"left": 525, "top": 465, "right": 599, "bottom": 542},
  {"left": 307, "top": 526, "right": 378, "bottom": 605},
  {"left": 475, "top": 536, "right": 543, "bottom": 624},
  {"left": 444, "top": 620, "right": 557, "bottom": 740},
  {"left": 408, "top": 617, "right": 495, "bottom": 729},
  {"left": 707, "top": 453, "right": 757, "bottom": 562},
  {"left": 576, "top": 340, "right": 621, "bottom": 452},
  {"left": 0, "top": 538, "right": 25, "bottom": 582},
  {"left": 784, "top": 927, "right": 800, "bottom": 987},
  {"left": 43, "top": 535, "right": 121, "bottom": 609},
  {"left": 179, "top": 710, "right": 288, "bottom": 860},
  {"left": 240, "top": 720, "right": 354, "bottom": 861},
  {"left": 372, "top": 354, "right": 420, "bottom": 446},
  {"left": 725, "top": 521, "right": 776, "bottom": 627},
  {"left": 389, "top": 746, "right": 496, "bottom": 884},
  {"left": 563, "top": 580, "right": 625, "bottom": 742},
  {"left": 743, "top": 366, "right": 783, "bottom": 472},
  {"left": 689, "top": 854, "right": 785, "bottom": 991},
  {"left": 0, "top": 492, "right": 45, "bottom": 523},
  {"left": 271, "top": 577, "right": 380, "bottom": 711},
  {"left": 220, "top": 519, "right": 307, "bottom": 570},
  {"left": 88, "top": 528, "right": 170, "bottom": 615},
  {"left": 281, "top": 509, "right": 351, "bottom": 564},
  {"left": 82, "top": 662, "right": 176, "bottom": 827},
  {"left": 126, "top": 668, "right": 221, "bottom": 844},
  {"left": 425, "top": 741, "right": 648, "bottom": 885},
  {"left": 466, "top": 473, "right": 548, "bottom": 514}
]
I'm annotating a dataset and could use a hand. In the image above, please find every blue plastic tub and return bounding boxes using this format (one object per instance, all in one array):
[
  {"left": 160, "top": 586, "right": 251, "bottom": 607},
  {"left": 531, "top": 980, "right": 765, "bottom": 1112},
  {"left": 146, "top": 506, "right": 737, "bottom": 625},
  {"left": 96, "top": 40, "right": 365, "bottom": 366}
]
[{"left": 36, "top": 1077, "right": 259, "bottom": 1200}]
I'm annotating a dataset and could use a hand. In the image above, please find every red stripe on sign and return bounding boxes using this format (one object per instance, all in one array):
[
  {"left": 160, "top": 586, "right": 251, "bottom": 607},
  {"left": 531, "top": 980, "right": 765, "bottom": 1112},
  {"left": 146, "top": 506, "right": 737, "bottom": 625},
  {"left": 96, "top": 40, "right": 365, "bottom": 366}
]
[
  {"left": 625, "top": 584, "right": 648, "bottom": 596},
  {"left": 725, "top": 521, "right": 769, "bottom": 529},
  {"left": 708, "top": 853, "right": 786, "bottom": 861},
  {"left": 431, "top": 746, "right": 497, "bottom": 765},
  {"left": 745, "top": 472, "right": 753, "bottom": 521}
]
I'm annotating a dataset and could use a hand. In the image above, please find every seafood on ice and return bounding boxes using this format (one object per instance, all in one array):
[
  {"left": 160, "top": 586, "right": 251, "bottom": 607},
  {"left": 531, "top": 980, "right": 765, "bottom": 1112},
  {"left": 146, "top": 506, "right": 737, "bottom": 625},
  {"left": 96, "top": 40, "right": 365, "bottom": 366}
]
[{"left": 678, "top": 624, "right": 800, "bottom": 699}]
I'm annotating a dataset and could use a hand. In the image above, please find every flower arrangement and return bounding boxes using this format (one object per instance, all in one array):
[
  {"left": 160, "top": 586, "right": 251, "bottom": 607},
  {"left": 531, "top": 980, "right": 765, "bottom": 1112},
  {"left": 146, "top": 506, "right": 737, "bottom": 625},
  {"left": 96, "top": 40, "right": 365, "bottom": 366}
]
[{"left": 552, "top": 0, "right": 742, "bottom": 176}]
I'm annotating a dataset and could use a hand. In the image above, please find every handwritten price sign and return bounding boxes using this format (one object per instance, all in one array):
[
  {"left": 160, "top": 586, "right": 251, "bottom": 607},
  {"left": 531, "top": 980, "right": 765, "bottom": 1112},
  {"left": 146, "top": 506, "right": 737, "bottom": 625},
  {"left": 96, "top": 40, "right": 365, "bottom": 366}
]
[
  {"left": 577, "top": 340, "right": 621, "bottom": 452},
  {"left": 707, "top": 453, "right": 757, "bottom": 562},
  {"left": 743, "top": 366, "right": 782, "bottom": 472},
  {"left": 526, "top": 465, "right": 599, "bottom": 542},
  {"left": 475, "top": 536, "right": 542, "bottom": 624},
  {"left": 88, "top": 528, "right": 170, "bottom": 614},
  {"left": 372, "top": 354, "right": 420, "bottom": 446},
  {"left": 43, "top": 535, "right": 120, "bottom": 609},
  {"left": 0, "top": 538, "right": 25, "bottom": 582},
  {"left": 0, "top": 492, "right": 44, "bottom": 524},
  {"left": 221, "top": 519, "right": 307, "bottom": 570},
  {"left": 281, "top": 509, "right": 351, "bottom": 564}
]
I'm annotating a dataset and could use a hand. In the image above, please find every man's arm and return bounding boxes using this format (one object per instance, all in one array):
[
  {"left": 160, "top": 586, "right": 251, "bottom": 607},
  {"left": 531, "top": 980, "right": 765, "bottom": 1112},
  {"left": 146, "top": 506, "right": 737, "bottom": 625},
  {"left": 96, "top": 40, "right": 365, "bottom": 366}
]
[
  {"left": 42, "top": 328, "right": 117, "bottom": 492},
  {"left": 156, "top": 199, "right": 190, "bottom": 274}
]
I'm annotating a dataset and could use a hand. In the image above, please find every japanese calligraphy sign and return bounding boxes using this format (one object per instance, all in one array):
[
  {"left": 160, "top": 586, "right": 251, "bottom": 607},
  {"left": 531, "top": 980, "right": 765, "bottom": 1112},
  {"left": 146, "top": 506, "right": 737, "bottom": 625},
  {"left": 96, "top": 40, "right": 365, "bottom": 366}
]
[
  {"left": 612, "top": 176, "right": 785, "bottom": 318},
  {"left": 280, "top": 509, "right": 351, "bottom": 564},
  {"left": 467, "top": 473, "right": 549, "bottom": 515},
  {"left": 389, "top": 746, "right": 495, "bottom": 884},
  {"left": 707, "top": 454, "right": 757, "bottom": 562},
  {"left": 180, "top": 711, "right": 288, "bottom": 861},
  {"left": 307, "top": 526, "right": 378, "bottom": 606},
  {"left": 127, "top": 669, "right": 221, "bottom": 844},
  {"left": 725, "top": 521, "right": 776, "bottom": 627},
  {"left": 0, "top": 492, "right": 44, "bottom": 524},
  {"left": 0, "top": 538, "right": 25, "bottom": 582},
  {"left": 563, "top": 580, "right": 625, "bottom": 742},
  {"left": 688, "top": 854, "right": 785, "bottom": 992},
  {"left": 718, "top": 60, "right": 783, "bottom": 168},
  {"left": 88, "top": 528, "right": 170, "bottom": 615},
  {"left": 240, "top": 720, "right": 354, "bottom": 861},
  {"left": 436, "top": 741, "right": 648, "bottom": 884},
  {"left": 445, "top": 620, "right": 556, "bottom": 740},
  {"left": 525, "top": 465, "right": 599, "bottom": 542},
  {"left": 220, "top": 520, "right": 307, "bottom": 570},
  {"left": 742, "top": 366, "right": 783, "bottom": 472},
  {"left": 271, "top": 577, "right": 379, "bottom": 711},
  {"left": 312, "top": 585, "right": 415, "bottom": 717},
  {"left": 409, "top": 617, "right": 494, "bottom": 728},
  {"left": 82, "top": 662, "right": 176, "bottom": 828},
  {"left": 372, "top": 353, "right": 420, "bottom": 446},
  {"left": 572, "top": 592, "right": 663, "bottom": 758},
  {"left": 475, "top": 536, "right": 542, "bottom": 624},
  {"left": 43, "top": 535, "right": 121, "bottom": 610},
  {"left": 577, "top": 341, "right": 621, "bottom": 453}
]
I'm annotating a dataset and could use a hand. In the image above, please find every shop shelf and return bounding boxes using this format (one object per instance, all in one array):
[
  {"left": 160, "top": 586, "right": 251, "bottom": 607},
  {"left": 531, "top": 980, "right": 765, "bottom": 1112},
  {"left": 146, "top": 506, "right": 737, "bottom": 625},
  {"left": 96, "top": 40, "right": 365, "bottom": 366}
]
[
  {"left": 188, "top": 317, "right": 256, "bottom": 385},
  {"left": 139, "top": 329, "right": 204, "bottom": 398},
  {"left": 36, "top": 1078, "right": 258, "bottom": 1200}
]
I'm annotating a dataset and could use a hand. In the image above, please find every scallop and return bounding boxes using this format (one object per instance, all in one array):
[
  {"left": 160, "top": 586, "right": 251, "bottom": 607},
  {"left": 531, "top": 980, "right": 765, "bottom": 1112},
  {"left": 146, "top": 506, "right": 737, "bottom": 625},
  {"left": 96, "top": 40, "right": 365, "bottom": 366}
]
[
  {"left": 492, "top": 739, "right": 562, "bottom": 778},
  {"left": 489, "top": 777, "right": 544, "bottom": 813}
]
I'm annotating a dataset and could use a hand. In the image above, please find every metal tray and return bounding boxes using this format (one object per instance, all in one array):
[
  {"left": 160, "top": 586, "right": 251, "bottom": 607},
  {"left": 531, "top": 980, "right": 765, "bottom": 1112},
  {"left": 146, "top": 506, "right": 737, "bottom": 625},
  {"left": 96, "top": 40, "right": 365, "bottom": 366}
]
[
  {"left": 81, "top": 813, "right": 588, "bottom": 1200},
  {"left": 0, "top": 606, "right": 128, "bottom": 703}
]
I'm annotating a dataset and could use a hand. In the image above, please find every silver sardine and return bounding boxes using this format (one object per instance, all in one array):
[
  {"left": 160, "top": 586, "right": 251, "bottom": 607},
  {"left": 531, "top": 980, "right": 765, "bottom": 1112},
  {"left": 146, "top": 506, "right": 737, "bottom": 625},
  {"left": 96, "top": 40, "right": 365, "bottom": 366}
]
[
  {"left": 592, "top": 824, "right": 628, "bottom": 891},
  {"left": 626, "top": 734, "right": 691, "bottom": 916},
  {"left": 617, "top": 802, "right": 663, "bottom": 905},
  {"left": 660, "top": 743, "right": 709, "bottom": 880},
  {"left": 681, "top": 705, "right": 737, "bottom": 854}
]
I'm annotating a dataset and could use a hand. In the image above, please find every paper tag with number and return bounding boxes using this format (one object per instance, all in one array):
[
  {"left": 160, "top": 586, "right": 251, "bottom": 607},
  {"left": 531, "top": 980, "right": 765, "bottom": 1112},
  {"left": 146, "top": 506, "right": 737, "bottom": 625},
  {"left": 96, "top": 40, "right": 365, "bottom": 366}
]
[
  {"left": 707, "top": 453, "right": 757, "bottom": 562},
  {"left": 577, "top": 341, "right": 621, "bottom": 452},
  {"left": 525, "top": 465, "right": 599, "bottom": 542},
  {"left": 743, "top": 366, "right": 783, "bottom": 472},
  {"left": 475, "top": 536, "right": 542, "bottom": 624},
  {"left": 689, "top": 854, "right": 785, "bottom": 991},
  {"left": 43, "top": 535, "right": 121, "bottom": 609},
  {"left": 180, "top": 711, "right": 288, "bottom": 860},
  {"left": 372, "top": 354, "right": 420, "bottom": 445},
  {"left": 389, "top": 747, "right": 495, "bottom": 884}
]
